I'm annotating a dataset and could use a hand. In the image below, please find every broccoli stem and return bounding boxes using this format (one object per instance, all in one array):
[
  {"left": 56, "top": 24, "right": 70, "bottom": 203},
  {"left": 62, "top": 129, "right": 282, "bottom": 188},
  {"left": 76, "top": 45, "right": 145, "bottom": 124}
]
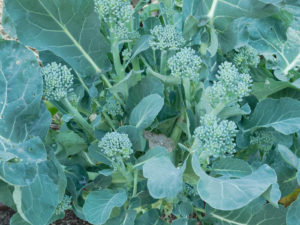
[
  {"left": 112, "top": 39, "right": 125, "bottom": 79},
  {"left": 132, "top": 169, "right": 138, "bottom": 198},
  {"left": 60, "top": 97, "right": 94, "bottom": 138},
  {"left": 160, "top": 50, "right": 168, "bottom": 74}
]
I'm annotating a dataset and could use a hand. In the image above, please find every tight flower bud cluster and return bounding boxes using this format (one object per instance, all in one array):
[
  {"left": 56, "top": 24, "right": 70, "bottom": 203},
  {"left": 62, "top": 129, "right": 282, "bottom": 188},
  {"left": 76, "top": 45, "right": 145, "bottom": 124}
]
[
  {"left": 150, "top": 25, "right": 185, "bottom": 51},
  {"left": 206, "top": 62, "right": 252, "bottom": 107},
  {"left": 233, "top": 46, "right": 260, "bottom": 73},
  {"left": 42, "top": 62, "right": 74, "bottom": 101},
  {"left": 168, "top": 47, "right": 202, "bottom": 81},
  {"left": 194, "top": 115, "right": 237, "bottom": 158},
  {"left": 98, "top": 132, "right": 133, "bottom": 161},
  {"left": 250, "top": 129, "right": 275, "bottom": 152},
  {"left": 103, "top": 96, "right": 123, "bottom": 117},
  {"left": 94, "top": 0, "right": 137, "bottom": 40}
]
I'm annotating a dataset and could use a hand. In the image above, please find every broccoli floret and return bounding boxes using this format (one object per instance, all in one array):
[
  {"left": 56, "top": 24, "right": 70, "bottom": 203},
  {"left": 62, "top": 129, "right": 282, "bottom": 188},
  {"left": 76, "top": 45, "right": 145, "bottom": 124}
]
[
  {"left": 98, "top": 132, "right": 133, "bottom": 161},
  {"left": 168, "top": 47, "right": 202, "bottom": 81},
  {"left": 94, "top": 0, "right": 138, "bottom": 40},
  {"left": 149, "top": 25, "right": 185, "bottom": 51},
  {"left": 206, "top": 61, "right": 252, "bottom": 107},
  {"left": 103, "top": 96, "right": 123, "bottom": 117},
  {"left": 184, "top": 183, "right": 197, "bottom": 197},
  {"left": 122, "top": 48, "right": 132, "bottom": 62},
  {"left": 233, "top": 46, "right": 260, "bottom": 73},
  {"left": 55, "top": 195, "right": 72, "bottom": 215},
  {"left": 250, "top": 129, "right": 275, "bottom": 152},
  {"left": 42, "top": 62, "right": 74, "bottom": 101},
  {"left": 193, "top": 114, "right": 237, "bottom": 159}
]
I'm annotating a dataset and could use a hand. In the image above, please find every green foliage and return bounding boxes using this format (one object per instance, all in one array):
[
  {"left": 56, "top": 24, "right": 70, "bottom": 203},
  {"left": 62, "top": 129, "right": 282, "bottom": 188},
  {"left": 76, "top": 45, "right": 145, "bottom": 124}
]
[{"left": 1, "top": 0, "right": 300, "bottom": 224}]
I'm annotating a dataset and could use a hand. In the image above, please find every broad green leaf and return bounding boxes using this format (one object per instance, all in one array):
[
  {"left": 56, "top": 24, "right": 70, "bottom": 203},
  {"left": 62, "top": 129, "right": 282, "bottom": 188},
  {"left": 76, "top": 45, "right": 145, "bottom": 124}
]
[
  {"left": 171, "top": 218, "right": 197, "bottom": 225},
  {"left": 298, "top": 166, "right": 300, "bottom": 185},
  {"left": 263, "top": 183, "right": 281, "bottom": 207},
  {"left": 129, "top": 94, "right": 164, "bottom": 129},
  {"left": 0, "top": 40, "right": 42, "bottom": 151},
  {"left": 278, "top": 144, "right": 299, "bottom": 169},
  {"left": 13, "top": 158, "right": 67, "bottom": 225},
  {"left": 143, "top": 156, "right": 185, "bottom": 199},
  {"left": 2, "top": 8, "right": 17, "bottom": 39},
  {"left": 125, "top": 35, "right": 152, "bottom": 68},
  {"left": 207, "top": 198, "right": 287, "bottom": 225},
  {"left": 287, "top": 196, "right": 300, "bottom": 225},
  {"left": 10, "top": 214, "right": 30, "bottom": 225},
  {"left": 136, "top": 146, "right": 168, "bottom": 169},
  {"left": 126, "top": 77, "right": 164, "bottom": 113},
  {"left": 5, "top": 0, "right": 111, "bottom": 78},
  {"left": 192, "top": 153, "right": 277, "bottom": 210},
  {"left": 243, "top": 98, "right": 300, "bottom": 135},
  {"left": 118, "top": 125, "right": 146, "bottom": 152},
  {"left": 0, "top": 180, "right": 15, "bottom": 209},
  {"left": 88, "top": 143, "right": 112, "bottom": 166},
  {"left": 104, "top": 210, "right": 136, "bottom": 225},
  {"left": 222, "top": 17, "right": 299, "bottom": 79},
  {"left": 0, "top": 137, "right": 47, "bottom": 186},
  {"left": 252, "top": 78, "right": 292, "bottom": 101},
  {"left": 211, "top": 158, "right": 252, "bottom": 177},
  {"left": 83, "top": 189, "right": 127, "bottom": 225},
  {"left": 56, "top": 130, "right": 88, "bottom": 156},
  {"left": 135, "top": 209, "right": 167, "bottom": 225}
]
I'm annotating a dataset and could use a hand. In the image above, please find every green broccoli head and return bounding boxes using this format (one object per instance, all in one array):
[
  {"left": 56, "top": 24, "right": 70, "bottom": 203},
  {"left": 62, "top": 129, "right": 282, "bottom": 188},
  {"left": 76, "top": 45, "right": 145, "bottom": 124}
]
[
  {"left": 103, "top": 96, "right": 123, "bottom": 117},
  {"left": 42, "top": 62, "right": 74, "bottom": 101},
  {"left": 250, "top": 129, "right": 275, "bottom": 152},
  {"left": 98, "top": 132, "right": 133, "bottom": 161},
  {"left": 206, "top": 61, "right": 252, "bottom": 107},
  {"left": 233, "top": 46, "right": 260, "bottom": 73},
  {"left": 94, "top": 0, "right": 138, "bottom": 40},
  {"left": 149, "top": 25, "right": 185, "bottom": 51},
  {"left": 168, "top": 47, "right": 202, "bottom": 81},
  {"left": 193, "top": 114, "right": 237, "bottom": 159}
]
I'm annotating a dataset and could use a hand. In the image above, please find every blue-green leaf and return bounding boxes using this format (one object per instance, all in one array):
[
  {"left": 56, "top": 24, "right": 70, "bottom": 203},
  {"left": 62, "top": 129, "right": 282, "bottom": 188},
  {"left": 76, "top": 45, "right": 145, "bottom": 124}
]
[
  {"left": 129, "top": 94, "right": 164, "bottom": 129},
  {"left": 0, "top": 40, "right": 43, "bottom": 151},
  {"left": 0, "top": 137, "right": 47, "bottom": 186},
  {"left": 286, "top": 196, "right": 300, "bottom": 225},
  {"left": 192, "top": 153, "right": 277, "bottom": 210},
  {"left": 5, "top": 0, "right": 111, "bottom": 77},
  {"left": 143, "top": 156, "right": 185, "bottom": 199},
  {"left": 278, "top": 144, "right": 299, "bottom": 169},
  {"left": 244, "top": 98, "right": 300, "bottom": 135},
  {"left": 13, "top": 158, "right": 67, "bottom": 225},
  {"left": 83, "top": 189, "right": 127, "bottom": 225}
]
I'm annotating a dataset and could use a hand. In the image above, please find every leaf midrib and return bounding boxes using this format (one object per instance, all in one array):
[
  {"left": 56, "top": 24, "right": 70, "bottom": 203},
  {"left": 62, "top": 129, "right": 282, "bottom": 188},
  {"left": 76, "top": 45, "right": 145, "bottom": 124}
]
[{"left": 37, "top": 0, "right": 102, "bottom": 74}]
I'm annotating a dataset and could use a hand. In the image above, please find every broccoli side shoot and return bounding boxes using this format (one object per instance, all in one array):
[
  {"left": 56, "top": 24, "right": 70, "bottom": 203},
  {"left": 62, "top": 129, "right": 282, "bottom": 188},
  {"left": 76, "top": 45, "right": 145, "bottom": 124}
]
[
  {"left": 98, "top": 132, "right": 133, "bottom": 161},
  {"left": 55, "top": 195, "right": 72, "bottom": 215},
  {"left": 233, "top": 46, "right": 260, "bottom": 73},
  {"left": 149, "top": 25, "right": 185, "bottom": 51},
  {"left": 103, "top": 96, "right": 123, "bottom": 117},
  {"left": 168, "top": 47, "right": 202, "bottom": 81},
  {"left": 193, "top": 114, "right": 237, "bottom": 160},
  {"left": 42, "top": 62, "right": 74, "bottom": 101},
  {"left": 250, "top": 129, "right": 275, "bottom": 152},
  {"left": 206, "top": 61, "right": 252, "bottom": 107},
  {"left": 94, "top": 0, "right": 138, "bottom": 40}
]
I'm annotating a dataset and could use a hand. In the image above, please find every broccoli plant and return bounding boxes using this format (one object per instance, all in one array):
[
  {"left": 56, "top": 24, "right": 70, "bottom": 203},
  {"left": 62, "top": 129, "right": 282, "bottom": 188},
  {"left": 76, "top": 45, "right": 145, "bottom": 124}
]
[{"left": 1, "top": 0, "right": 300, "bottom": 225}]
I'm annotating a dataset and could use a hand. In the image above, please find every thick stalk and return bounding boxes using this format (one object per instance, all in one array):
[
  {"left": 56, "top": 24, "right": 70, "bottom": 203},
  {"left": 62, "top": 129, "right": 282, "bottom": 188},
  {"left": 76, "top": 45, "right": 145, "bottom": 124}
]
[
  {"left": 112, "top": 40, "right": 125, "bottom": 79},
  {"left": 60, "top": 97, "right": 94, "bottom": 138},
  {"left": 170, "top": 112, "right": 185, "bottom": 144},
  {"left": 132, "top": 169, "right": 138, "bottom": 198},
  {"left": 160, "top": 50, "right": 168, "bottom": 74}
]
